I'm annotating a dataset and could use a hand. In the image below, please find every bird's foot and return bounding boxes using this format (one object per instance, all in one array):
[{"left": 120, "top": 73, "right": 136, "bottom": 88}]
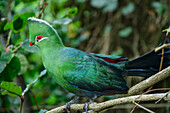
[
  {"left": 65, "top": 96, "right": 79, "bottom": 113},
  {"left": 65, "top": 102, "right": 71, "bottom": 113},
  {"left": 83, "top": 101, "right": 93, "bottom": 113},
  {"left": 83, "top": 96, "right": 97, "bottom": 113}
]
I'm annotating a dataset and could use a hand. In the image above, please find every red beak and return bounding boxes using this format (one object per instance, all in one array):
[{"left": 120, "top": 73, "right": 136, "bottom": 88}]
[{"left": 29, "top": 42, "right": 35, "bottom": 46}]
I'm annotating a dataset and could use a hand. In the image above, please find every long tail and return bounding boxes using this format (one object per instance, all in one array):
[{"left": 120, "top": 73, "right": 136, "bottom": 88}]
[{"left": 125, "top": 36, "right": 170, "bottom": 77}]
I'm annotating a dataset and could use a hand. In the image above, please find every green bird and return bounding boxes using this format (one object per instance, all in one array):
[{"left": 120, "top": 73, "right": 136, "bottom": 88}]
[{"left": 28, "top": 17, "right": 170, "bottom": 113}]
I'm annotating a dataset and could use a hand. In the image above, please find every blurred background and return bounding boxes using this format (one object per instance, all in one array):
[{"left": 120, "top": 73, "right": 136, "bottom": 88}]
[{"left": 0, "top": 0, "right": 170, "bottom": 113}]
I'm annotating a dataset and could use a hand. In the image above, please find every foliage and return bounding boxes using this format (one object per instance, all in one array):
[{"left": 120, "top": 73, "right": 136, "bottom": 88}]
[
  {"left": 0, "top": 81, "right": 22, "bottom": 97},
  {"left": 4, "top": 12, "right": 35, "bottom": 33},
  {"left": 0, "top": 0, "right": 169, "bottom": 113}
]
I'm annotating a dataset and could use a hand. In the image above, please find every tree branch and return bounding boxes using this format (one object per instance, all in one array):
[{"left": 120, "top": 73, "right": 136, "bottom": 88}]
[
  {"left": 128, "top": 66, "right": 170, "bottom": 95},
  {"left": 47, "top": 93, "right": 170, "bottom": 113},
  {"left": 47, "top": 66, "right": 170, "bottom": 113}
]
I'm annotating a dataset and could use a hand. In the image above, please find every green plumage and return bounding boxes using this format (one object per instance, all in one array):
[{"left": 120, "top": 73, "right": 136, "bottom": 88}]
[
  {"left": 28, "top": 17, "right": 129, "bottom": 97},
  {"left": 28, "top": 17, "right": 170, "bottom": 98}
]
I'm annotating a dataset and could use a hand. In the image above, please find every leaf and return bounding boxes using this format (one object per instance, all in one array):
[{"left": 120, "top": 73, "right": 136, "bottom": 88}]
[
  {"left": 1, "top": 90, "right": 18, "bottom": 97},
  {"left": 45, "top": 94, "right": 58, "bottom": 105},
  {"left": 152, "top": 2, "right": 166, "bottom": 15},
  {"left": 91, "top": 0, "right": 118, "bottom": 12},
  {"left": 111, "top": 48, "right": 124, "bottom": 56},
  {"left": 103, "top": 0, "right": 118, "bottom": 12},
  {"left": 91, "top": 0, "right": 107, "bottom": 8},
  {"left": 53, "top": 17, "right": 72, "bottom": 25},
  {"left": 21, "top": 0, "right": 37, "bottom": 3},
  {"left": 119, "top": 27, "right": 133, "bottom": 38},
  {"left": 76, "top": 0, "right": 86, "bottom": 3},
  {"left": 0, "top": 56, "right": 21, "bottom": 81},
  {"left": 0, "top": 51, "right": 13, "bottom": 73},
  {"left": 20, "top": 12, "right": 35, "bottom": 20},
  {"left": 4, "top": 12, "right": 35, "bottom": 33},
  {"left": 15, "top": 53, "right": 28, "bottom": 74},
  {"left": 13, "top": 16, "right": 24, "bottom": 31},
  {"left": 4, "top": 22, "right": 12, "bottom": 31},
  {"left": 68, "top": 7, "right": 78, "bottom": 16},
  {"left": 0, "top": 18, "right": 7, "bottom": 33},
  {"left": 22, "top": 40, "right": 39, "bottom": 53},
  {"left": 121, "top": 2, "right": 135, "bottom": 15},
  {"left": 38, "top": 109, "right": 48, "bottom": 113},
  {"left": 0, "top": 81, "right": 22, "bottom": 97}
]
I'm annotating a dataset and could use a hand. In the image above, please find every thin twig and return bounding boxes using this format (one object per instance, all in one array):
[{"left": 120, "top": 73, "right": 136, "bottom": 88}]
[
  {"left": 31, "top": 90, "right": 40, "bottom": 110},
  {"left": 155, "top": 44, "right": 170, "bottom": 52},
  {"left": 12, "top": 43, "right": 23, "bottom": 53},
  {"left": 20, "top": 97, "right": 24, "bottom": 113},
  {"left": 5, "top": 29, "right": 12, "bottom": 48},
  {"left": 155, "top": 91, "right": 170, "bottom": 104},
  {"left": 22, "top": 70, "right": 47, "bottom": 96},
  {"left": 130, "top": 88, "right": 170, "bottom": 113},
  {"left": 128, "top": 66, "right": 170, "bottom": 95},
  {"left": 38, "top": 0, "right": 48, "bottom": 19},
  {"left": 132, "top": 101, "right": 155, "bottom": 113}
]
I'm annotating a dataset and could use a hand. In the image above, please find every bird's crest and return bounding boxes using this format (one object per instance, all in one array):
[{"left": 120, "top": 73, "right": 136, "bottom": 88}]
[{"left": 28, "top": 17, "right": 57, "bottom": 44}]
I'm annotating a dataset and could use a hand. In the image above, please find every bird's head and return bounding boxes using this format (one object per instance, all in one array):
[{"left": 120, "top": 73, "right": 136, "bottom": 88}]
[{"left": 28, "top": 17, "right": 63, "bottom": 47}]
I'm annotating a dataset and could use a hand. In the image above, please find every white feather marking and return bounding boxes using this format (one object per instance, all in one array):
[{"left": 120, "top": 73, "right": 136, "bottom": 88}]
[
  {"left": 36, "top": 37, "right": 48, "bottom": 42},
  {"left": 28, "top": 17, "right": 56, "bottom": 32}
]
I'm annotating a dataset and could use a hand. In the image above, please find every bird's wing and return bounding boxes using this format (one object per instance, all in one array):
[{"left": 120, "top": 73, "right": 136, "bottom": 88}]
[
  {"left": 90, "top": 53, "right": 128, "bottom": 63},
  {"left": 61, "top": 48, "right": 128, "bottom": 95}
]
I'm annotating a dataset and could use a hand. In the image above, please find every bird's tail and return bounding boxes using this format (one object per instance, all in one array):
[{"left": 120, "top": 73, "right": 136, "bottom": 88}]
[{"left": 124, "top": 36, "right": 170, "bottom": 77}]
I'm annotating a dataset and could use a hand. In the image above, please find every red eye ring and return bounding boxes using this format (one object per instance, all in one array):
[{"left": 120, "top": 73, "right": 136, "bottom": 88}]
[{"left": 36, "top": 35, "right": 43, "bottom": 40}]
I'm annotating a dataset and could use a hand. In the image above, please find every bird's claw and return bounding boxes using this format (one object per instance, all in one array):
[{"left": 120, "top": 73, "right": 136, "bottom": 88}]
[
  {"left": 83, "top": 101, "right": 92, "bottom": 113},
  {"left": 65, "top": 96, "right": 79, "bottom": 113},
  {"left": 65, "top": 102, "right": 71, "bottom": 113}
]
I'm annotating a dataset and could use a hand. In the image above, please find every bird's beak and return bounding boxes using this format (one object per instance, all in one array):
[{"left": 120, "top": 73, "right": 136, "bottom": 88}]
[{"left": 29, "top": 42, "right": 35, "bottom": 46}]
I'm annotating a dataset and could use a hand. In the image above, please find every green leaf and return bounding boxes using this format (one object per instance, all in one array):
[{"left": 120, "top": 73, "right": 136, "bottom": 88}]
[
  {"left": 121, "top": 2, "right": 135, "bottom": 15},
  {"left": 103, "top": 0, "right": 118, "bottom": 12},
  {"left": 21, "top": 0, "right": 37, "bottom": 3},
  {"left": 53, "top": 17, "right": 72, "bottom": 25},
  {"left": 20, "top": 12, "right": 35, "bottom": 20},
  {"left": 38, "top": 109, "right": 48, "bottom": 113},
  {"left": 119, "top": 27, "right": 133, "bottom": 37},
  {"left": 1, "top": 90, "right": 18, "bottom": 97},
  {"left": 111, "top": 48, "right": 124, "bottom": 56},
  {"left": 91, "top": 0, "right": 118, "bottom": 12},
  {"left": 15, "top": 53, "right": 28, "bottom": 74},
  {"left": 68, "top": 7, "right": 78, "bottom": 16},
  {"left": 152, "top": 2, "right": 166, "bottom": 15},
  {"left": 0, "top": 18, "right": 7, "bottom": 33},
  {"left": 0, "top": 51, "right": 13, "bottom": 73},
  {"left": 45, "top": 94, "right": 57, "bottom": 105},
  {"left": 13, "top": 16, "right": 24, "bottom": 31},
  {"left": 91, "top": 0, "right": 107, "bottom": 8},
  {"left": 22, "top": 40, "right": 39, "bottom": 53},
  {"left": 76, "top": 0, "right": 86, "bottom": 3},
  {"left": 0, "top": 81, "right": 22, "bottom": 97},
  {"left": 4, "top": 22, "right": 12, "bottom": 31},
  {"left": 4, "top": 12, "right": 35, "bottom": 33},
  {"left": 0, "top": 56, "right": 21, "bottom": 81}
]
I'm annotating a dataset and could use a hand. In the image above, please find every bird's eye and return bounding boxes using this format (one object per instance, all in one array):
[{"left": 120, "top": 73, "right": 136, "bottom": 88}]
[
  {"left": 36, "top": 35, "right": 43, "bottom": 40},
  {"left": 37, "top": 36, "right": 41, "bottom": 39}
]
